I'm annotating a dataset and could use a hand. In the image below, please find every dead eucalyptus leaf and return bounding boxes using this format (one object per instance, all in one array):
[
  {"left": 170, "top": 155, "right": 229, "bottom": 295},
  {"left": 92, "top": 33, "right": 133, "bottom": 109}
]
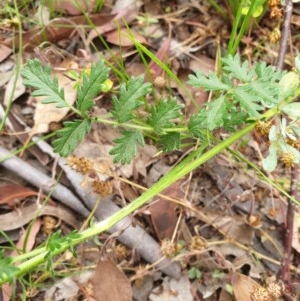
[{"left": 91, "top": 258, "right": 132, "bottom": 301}]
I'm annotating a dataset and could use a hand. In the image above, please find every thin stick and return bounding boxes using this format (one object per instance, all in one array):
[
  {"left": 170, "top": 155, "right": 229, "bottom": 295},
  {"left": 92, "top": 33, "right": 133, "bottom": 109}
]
[{"left": 275, "top": 0, "right": 297, "bottom": 290}]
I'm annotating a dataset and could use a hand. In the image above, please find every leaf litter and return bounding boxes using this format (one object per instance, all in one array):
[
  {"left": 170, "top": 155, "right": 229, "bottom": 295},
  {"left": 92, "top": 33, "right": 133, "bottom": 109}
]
[{"left": 0, "top": 0, "right": 300, "bottom": 300}]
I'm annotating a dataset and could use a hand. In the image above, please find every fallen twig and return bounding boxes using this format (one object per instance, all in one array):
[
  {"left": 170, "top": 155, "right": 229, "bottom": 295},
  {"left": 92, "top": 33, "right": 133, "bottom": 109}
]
[{"left": 34, "top": 140, "right": 181, "bottom": 279}]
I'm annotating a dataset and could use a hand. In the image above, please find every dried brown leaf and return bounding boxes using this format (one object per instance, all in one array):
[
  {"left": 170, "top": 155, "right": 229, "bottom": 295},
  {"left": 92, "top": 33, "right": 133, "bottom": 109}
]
[
  {"left": 0, "top": 184, "right": 39, "bottom": 207},
  {"left": 104, "top": 28, "right": 147, "bottom": 47},
  {"left": 232, "top": 273, "right": 261, "bottom": 301},
  {"left": 0, "top": 44, "right": 12, "bottom": 62},
  {"left": 149, "top": 180, "right": 185, "bottom": 240},
  {"left": 91, "top": 258, "right": 132, "bottom": 301}
]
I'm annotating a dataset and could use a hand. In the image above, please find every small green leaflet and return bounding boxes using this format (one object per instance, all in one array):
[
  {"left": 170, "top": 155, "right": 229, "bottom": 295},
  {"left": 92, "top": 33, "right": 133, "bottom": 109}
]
[
  {"left": 281, "top": 103, "right": 300, "bottom": 118},
  {"left": 187, "top": 71, "right": 230, "bottom": 91},
  {"left": 160, "top": 132, "right": 181, "bottom": 152},
  {"left": 111, "top": 76, "right": 152, "bottom": 123},
  {"left": 148, "top": 98, "right": 184, "bottom": 134},
  {"left": 206, "top": 96, "right": 227, "bottom": 130},
  {"left": 188, "top": 111, "right": 208, "bottom": 138},
  {"left": 21, "top": 59, "right": 66, "bottom": 108},
  {"left": 109, "top": 130, "right": 144, "bottom": 164},
  {"left": 234, "top": 86, "right": 263, "bottom": 117},
  {"left": 221, "top": 54, "right": 254, "bottom": 82},
  {"left": 0, "top": 255, "right": 19, "bottom": 284},
  {"left": 76, "top": 62, "right": 110, "bottom": 115},
  {"left": 247, "top": 79, "right": 278, "bottom": 106},
  {"left": 53, "top": 119, "right": 92, "bottom": 157},
  {"left": 262, "top": 143, "right": 277, "bottom": 172},
  {"left": 278, "top": 71, "right": 299, "bottom": 100},
  {"left": 254, "top": 61, "right": 283, "bottom": 82}
]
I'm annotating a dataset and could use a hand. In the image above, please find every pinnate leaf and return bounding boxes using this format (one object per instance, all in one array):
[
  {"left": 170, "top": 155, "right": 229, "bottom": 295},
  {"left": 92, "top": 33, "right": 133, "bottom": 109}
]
[
  {"left": 187, "top": 71, "right": 230, "bottom": 91},
  {"left": 254, "top": 61, "right": 283, "bottom": 82},
  {"left": 247, "top": 79, "right": 278, "bottom": 106},
  {"left": 111, "top": 76, "right": 151, "bottom": 123},
  {"left": 53, "top": 119, "right": 91, "bottom": 157},
  {"left": 221, "top": 54, "right": 254, "bottom": 82},
  {"left": 21, "top": 59, "right": 67, "bottom": 108},
  {"left": 234, "top": 86, "right": 263, "bottom": 117},
  {"left": 76, "top": 62, "right": 110, "bottom": 115},
  {"left": 109, "top": 130, "right": 144, "bottom": 164},
  {"left": 148, "top": 98, "right": 184, "bottom": 134},
  {"left": 160, "top": 132, "right": 181, "bottom": 152},
  {"left": 206, "top": 96, "right": 227, "bottom": 130},
  {"left": 188, "top": 112, "right": 207, "bottom": 137}
]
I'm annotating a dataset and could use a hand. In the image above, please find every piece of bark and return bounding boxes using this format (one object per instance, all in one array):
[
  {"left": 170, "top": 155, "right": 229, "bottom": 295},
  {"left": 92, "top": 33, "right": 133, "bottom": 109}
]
[{"left": 0, "top": 146, "right": 90, "bottom": 217}]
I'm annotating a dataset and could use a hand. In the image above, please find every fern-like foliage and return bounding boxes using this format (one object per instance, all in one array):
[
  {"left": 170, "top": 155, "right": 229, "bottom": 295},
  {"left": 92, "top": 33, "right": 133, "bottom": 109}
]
[
  {"left": 109, "top": 130, "right": 144, "bottom": 164},
  {"left": 53, "top": 119, "right": 91, "bottom": 157},
  {"left": 21, "top": 59, "right": 66, "bottom": 108},
  {"left": 148, "top": 98, "right": 184, "bottom": 134},
  {"left": 76, "top": 62, "right": 110, "bottom": 115},
  {"left": 221, "top": 54, "right": 254, "bottom": 82},
  {"left": 159, "top": 132, "right": 181, "bottom": 151},
  {"left": 187, "top": 54, "right": 285, "bottom": 132},
  {"left": 187, "top": 72, "right": 230, "bottom": 91},
  {"left": 111, "top": 76, "right": 152, "bottom": 123}
]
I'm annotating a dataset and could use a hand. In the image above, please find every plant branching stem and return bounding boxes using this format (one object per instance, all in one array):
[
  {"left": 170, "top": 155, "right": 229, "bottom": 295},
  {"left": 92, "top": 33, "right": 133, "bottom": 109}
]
[{"left": 275, "top": 0, "right": 297, "bottom": 290}]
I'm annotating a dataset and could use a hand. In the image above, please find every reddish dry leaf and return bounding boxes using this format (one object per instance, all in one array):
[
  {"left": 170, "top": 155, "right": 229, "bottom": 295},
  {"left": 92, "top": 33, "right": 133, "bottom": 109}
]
[
  {"left": 149, "top": 180, "right": 185, "bottom": 240},
  {"left": 148, "top": 38, "right": 171, "bottom": 78},
  {"left": 104, "top": 28, "right": 148, "bottom": 47},
  {"left": 91, "top": 258, "right": 132, "bottom": 301},
  {"left": 232, "top": 273, "right": 261, "bottom": 301},
  {"left": 47, "top": 0, "right": 95, "bottom": 16},
  {"left": 0, "top": 184, "right": 39, "bottom": 207},
  {"left": 149, "top": 200, "right": 177, "bottom": 240}
]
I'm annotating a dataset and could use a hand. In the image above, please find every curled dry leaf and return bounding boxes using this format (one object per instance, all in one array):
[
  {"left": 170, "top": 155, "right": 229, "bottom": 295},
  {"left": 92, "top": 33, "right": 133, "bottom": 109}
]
[{"left": 91, "top": 258, "right": 132, "bottom": 301}]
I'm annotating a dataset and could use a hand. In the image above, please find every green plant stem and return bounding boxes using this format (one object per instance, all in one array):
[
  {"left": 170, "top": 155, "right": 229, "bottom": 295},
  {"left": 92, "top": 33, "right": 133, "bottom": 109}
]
[
  {"left": 0, "top": 119, "right": 257, "bottom": 285},
  {"left": 2, "top": 90, "right": 299, "bottom": 285},
  {"left": 0, "top": 3, "right": 23, "bottom": 131},
  {"left": 93, "top": 115, "right": 188, "bottom": 133}
]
